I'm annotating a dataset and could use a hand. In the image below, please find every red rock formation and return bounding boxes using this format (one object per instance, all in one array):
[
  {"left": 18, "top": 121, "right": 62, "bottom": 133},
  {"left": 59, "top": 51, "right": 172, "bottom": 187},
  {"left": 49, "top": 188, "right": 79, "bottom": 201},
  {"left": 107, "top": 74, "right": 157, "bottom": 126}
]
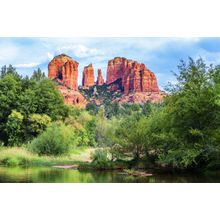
[
  {"left": 96, "top": 69, "right": 104, "bottom": 86},
  {"left": 48, "top": 54, "right": 78, "bottom": 90},
  {"left": 113, "top": 92, "right": 166, "bottom": 104},
  {"left": 106, "top": 57, "right": 126, "bottom": 84},
  {"left": 82, "top": 64, "right": 95, "bottom": 89},
  {"left": 58, "top": 86, "right": 87, "bottom": 107},
  {"left": 48, "top": 54, "right": 87, "bottom": 107},
  {"left": 106, "top": 57, "right": 160, "bottom": 94}
]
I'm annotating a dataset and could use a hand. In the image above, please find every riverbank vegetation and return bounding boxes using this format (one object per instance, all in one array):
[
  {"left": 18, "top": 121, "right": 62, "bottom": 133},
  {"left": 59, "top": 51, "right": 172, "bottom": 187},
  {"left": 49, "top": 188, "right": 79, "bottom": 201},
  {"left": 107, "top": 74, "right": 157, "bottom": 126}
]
[
  {"left": 0, "top": 147, "right": 92, "bottom": 167},
  {"left": 0, "top": 58, "right": 220, "bottom": 172}
]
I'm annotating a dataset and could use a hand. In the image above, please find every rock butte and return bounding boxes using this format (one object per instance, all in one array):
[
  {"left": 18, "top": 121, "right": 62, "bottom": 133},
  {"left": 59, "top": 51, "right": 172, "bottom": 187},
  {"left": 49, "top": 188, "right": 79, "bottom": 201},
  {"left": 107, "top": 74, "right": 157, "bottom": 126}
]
[
  {"left": 82, "top": 64, "right": 95, "bottom": 89},
  {"left": 96, "top": 69, "right": 104, "bottom": 86},
  {"left": 48, "top": 54, "right": 164, "bottom": 106},
  {"left": 48, "top": 54, "right": 78, "bottom": 90},
  {"left": 48, "top": 54, "right": 87, "bottom": 107},
  {"left": 107, "top": 57, "right": 160, "bottom": 94}
]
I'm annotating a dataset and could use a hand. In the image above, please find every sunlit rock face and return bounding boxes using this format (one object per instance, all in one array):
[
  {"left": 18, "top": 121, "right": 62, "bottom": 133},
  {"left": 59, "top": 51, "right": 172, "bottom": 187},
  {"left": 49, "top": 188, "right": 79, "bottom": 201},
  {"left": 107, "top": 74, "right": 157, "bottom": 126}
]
[
  {"left": 96, "top": 69, "right": 104, "bottom": 86},
  {"left": 106, "top": 57, "right": 160, "bottom": 94},
  {"left": 48, "top": 54, "right": 86, "bottom": 107},
  {"left": 48, "top": 54, "right": 164, "bottom": 107},
  {"left": 48, "top": 54, "right": 78, "bottom": 90},
  {"left": 82, "top": 64, "right": 95, "bottom": 89}
]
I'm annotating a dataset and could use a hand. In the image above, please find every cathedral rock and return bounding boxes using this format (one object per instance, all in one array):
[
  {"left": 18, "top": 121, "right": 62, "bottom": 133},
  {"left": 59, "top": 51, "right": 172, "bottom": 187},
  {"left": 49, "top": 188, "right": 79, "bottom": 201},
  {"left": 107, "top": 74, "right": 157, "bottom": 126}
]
[
  {"left": 106, "top": 57, "right": 160, "bottom": 94},
  {"left": 48, "top": 54, "right": 164, "bottom": 107},
  {"left": 48, "top": 54, "right": 87, "bottom": 107},
  {"left": 82, "top": 64, "right": 95, "bottom": 89},
  {"left": 96, "top": 69, "right": 104, "bottom": 86},
  {"left": 48, "top": 54, "right": 78, "bottom": 90}
]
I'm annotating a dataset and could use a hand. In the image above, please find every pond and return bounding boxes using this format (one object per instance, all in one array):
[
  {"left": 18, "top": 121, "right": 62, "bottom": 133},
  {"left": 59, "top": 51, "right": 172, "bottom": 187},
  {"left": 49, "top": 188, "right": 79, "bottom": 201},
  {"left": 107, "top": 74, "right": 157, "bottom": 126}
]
[{"left": 0, "top": 166, "right": 220, "bottom": 183}]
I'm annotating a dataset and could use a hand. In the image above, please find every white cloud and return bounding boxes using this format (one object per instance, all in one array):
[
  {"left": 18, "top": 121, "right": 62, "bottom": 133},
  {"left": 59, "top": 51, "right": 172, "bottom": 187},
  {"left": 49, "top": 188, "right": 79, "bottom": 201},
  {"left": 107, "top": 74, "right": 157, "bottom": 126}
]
[
  {"left": 15, "top": 62, "right": 41, "bottom": 68},
  {"left": 47, "top": 52, "right": 54, "bottom": 60},
  {"left": 57, "top": 44, "right": 104, "bottom": 58}
]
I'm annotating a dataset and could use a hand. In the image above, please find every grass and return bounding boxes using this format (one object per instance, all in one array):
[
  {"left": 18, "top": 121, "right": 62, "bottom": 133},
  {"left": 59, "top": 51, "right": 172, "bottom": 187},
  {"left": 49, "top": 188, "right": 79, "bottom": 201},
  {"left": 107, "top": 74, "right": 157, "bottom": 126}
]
[
  {"left": 0, "top": 146, "right": 130, "bottom": 171},
  {"left": 0, "top": 146, "right": 93, "bottom": 167}
]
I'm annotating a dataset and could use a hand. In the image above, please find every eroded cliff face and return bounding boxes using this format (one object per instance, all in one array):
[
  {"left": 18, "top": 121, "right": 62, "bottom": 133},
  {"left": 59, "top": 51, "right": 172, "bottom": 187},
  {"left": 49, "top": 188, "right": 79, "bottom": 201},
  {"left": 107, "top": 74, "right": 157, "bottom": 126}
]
[
  {"left": 96, "top": 69, "right": 104, "bottom": 86},
  {"left": 48, "top": 54, "right": 86, "bottom": 107},
  {"left": 82, "top": 64, "right": 95, "bottom": 89},
  {"left": 48, "top": 54, "right": 164, "bottom": 107},
  {"left": 48, "top": 54, "right": 78, "bottom": 90},
  {"left": 106, "top": 57, "right": 160, "bottom": 94}
]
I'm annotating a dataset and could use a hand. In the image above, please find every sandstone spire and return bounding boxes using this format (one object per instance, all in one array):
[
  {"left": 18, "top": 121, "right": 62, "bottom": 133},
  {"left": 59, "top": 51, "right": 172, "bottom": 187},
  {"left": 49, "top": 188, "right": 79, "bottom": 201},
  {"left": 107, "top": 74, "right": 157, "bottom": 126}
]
[
  {"left": 82, "top": 64, "right": 95, "bottom": 89},
  {"left": 96, "top": 69, "right": 104, "bottom": 86}
]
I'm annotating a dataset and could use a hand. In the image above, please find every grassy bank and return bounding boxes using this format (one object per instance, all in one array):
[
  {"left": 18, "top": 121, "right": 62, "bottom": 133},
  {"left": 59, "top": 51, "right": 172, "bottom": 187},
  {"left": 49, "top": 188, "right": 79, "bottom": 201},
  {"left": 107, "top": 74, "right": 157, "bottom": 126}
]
[{"left": 0, "top": 147, "right": 93, "bottom": 167}]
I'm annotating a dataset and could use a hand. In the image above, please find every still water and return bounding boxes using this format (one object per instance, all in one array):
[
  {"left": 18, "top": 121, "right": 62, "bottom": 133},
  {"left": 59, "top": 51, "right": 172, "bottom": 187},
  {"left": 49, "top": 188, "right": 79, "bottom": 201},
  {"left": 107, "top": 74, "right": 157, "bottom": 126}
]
[{"left": 0, "top": 166, "right": 219, "bottom": 183}]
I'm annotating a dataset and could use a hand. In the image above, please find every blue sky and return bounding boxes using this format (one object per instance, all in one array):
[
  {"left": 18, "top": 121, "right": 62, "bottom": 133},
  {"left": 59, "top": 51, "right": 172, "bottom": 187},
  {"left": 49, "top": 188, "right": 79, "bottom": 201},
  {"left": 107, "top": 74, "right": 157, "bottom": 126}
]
[{"left": 1, "top": 37, "right": 220, "bottom": 89}]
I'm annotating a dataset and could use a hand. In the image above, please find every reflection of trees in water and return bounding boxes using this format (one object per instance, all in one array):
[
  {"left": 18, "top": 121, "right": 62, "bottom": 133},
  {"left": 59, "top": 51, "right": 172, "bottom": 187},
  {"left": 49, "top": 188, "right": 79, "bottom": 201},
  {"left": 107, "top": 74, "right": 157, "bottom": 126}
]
[
  {"left": 33, "top": 169, "right": 69, "bottom": 183},
  {"left": 1, "top": 167, "right": 220, "bottom": 183},
  {"left": 0, "top": 167, "right": 33, "bottom": 183},
  {"left": 80, "top": 170, "right": 113, "bottom": 183}
]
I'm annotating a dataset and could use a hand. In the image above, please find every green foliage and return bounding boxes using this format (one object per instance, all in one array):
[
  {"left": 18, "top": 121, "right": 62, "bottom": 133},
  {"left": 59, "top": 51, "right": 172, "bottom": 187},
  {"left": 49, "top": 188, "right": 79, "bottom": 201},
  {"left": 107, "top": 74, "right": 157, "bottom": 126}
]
[
  {"left": 0, "top": 65, "right": 69, "bottom": 146},
  {"left": 86, "top": 103, "right": 99, "bottom": 115},
  {"left": 30, "top": 68, "right": 46, "bottom": 81},
  {"left": 114, "top": 113, "right": 147, "bottom": 159},
  {"left": 80, "top": 83, "right": 119, "bottom": 106},
  {"left": 6, "top": 110, "right": 24, "bottom": 146},
  {"left": 0, "top": 147, "right": 37, "bottom": 167},
  {"left": 27, "top": 114, "right": 51, "bottom": 136},
  {"left": 91, "top": 148, "right": 112, "bottom": 169},
  {"left": 0, "top": 64, "right": 21, "bottom": 79},
  {"left": 90, "top": 58, "right": 220, "bottom": 170},
  {"left": 0, "top": 147, "right": 91, "bottom": 167},
  {"left": 28, "top": 122, "right": 76, "bottom": 156},
  {"left": 65, "top": 110, "right": 96, "bottom": 147},
  {"left": 31, "top": 79, "right": 69, "bottom": 120},
  {"left": 1, "top": 59, "right": 220, "bottom": 171},
  {"left": 137, "top": 58, "right": 220, "bottom": 169}
]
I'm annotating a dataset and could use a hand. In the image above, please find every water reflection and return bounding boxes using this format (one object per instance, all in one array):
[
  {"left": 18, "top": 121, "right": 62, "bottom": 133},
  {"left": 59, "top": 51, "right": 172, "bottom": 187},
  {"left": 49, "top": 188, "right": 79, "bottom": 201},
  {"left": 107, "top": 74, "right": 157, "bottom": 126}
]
[{"left": 0, "top": 167, "right": 219, "bottom": 183}]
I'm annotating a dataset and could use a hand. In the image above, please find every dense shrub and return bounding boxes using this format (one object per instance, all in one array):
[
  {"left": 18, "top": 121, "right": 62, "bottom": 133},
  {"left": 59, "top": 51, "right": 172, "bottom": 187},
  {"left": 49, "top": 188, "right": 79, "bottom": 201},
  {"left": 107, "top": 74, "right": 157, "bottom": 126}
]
[
  {"left": 91, "top": 149, "right": 112, "bottom": 169},
  {"left": 28, "top": 123, "right": 76, "bottom": 156},
  {"left": 65, "top": 111, "right": 97, "bottom": 147},
  {"left": 5, "top": 110, "right": 24, "bottom": 145},
  {"left": 27, "top": 113, "right": 51, "bottom": 136}
]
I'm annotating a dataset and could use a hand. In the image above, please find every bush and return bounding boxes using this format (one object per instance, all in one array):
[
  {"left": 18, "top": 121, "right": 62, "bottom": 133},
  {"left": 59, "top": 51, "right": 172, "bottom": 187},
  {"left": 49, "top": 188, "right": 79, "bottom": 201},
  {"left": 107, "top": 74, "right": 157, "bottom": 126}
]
[
  {"left": 65, "top": 111, "right": 97, "bottom": 147},
  {"left": 27, "top": 113, "right": 51, "bottom": 136},
  {"left": 6, "top": 110, "right": 24, "bottom": 145},
  {"left": 28, "top": 122, "right": 76, "bottom": 156},
  {"left": 91, "top": 148, "right": 112, "bottom": 169},
  {"left": 2, "top": 157, "right": 20, "bottom": 166}
]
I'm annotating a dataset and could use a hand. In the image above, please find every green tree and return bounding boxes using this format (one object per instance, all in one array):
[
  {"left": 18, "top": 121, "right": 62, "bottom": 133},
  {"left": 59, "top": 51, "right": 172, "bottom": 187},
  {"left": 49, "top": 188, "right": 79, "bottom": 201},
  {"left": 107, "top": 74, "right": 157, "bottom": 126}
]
[
  {"left": 27, "top": 114, "right": 51, "bottom": 137},
  {"left": 0, "top": 70, "right": 70, "bottom": 145},
  {"left": 0, "top": 75, "right": 21, "bottom": 143},
  {"left": 143, "top": 58, "right": 220, "bottom": 169},
  {"left": 32, "top": 79, "right": 69, "bottom": 120},
  {"left": 0, "top": 65, "right": 21, "bottom": 79},
  {"left": 31, "top": 68, "right": 46, "bottom": 81},
  {"left": 114, "top": 114, "right": 145, "bottom": 159},
  {"left": 6, "top": 110, "right": 24, "bottom": 146}
]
